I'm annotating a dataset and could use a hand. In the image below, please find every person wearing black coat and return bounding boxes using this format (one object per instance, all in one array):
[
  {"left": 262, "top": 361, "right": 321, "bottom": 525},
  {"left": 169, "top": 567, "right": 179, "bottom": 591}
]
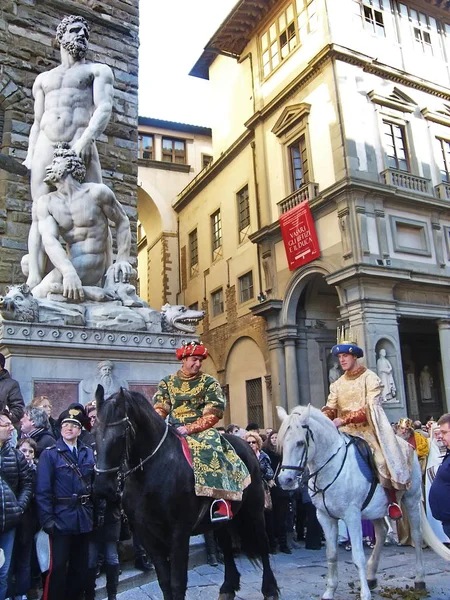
[
  {"left": 85, "top": 496, "right": 122, "bottom": 600},
  {"left": 36, "top": 414, "right": 95, "bottom": 600},
  {"left": 263, "top": 431, "right": 293, "bottom": 554},
  {"left": 429, "top": 414, "right": 450, "bottom": 539},
  {"left": 0, "top": 409, "right": 33, "bottom": 600},
  {"left": 20, "top": 406, "right": 56, "bottom": 457},
  {"left": 0, "top": 353, "right": 25, "bottom": 426}
]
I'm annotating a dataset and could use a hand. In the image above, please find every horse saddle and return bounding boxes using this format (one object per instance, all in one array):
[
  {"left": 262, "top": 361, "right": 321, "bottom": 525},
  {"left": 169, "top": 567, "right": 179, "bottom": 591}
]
[{"left": 344, "top": 434, "right": 378, "bottom": 483}]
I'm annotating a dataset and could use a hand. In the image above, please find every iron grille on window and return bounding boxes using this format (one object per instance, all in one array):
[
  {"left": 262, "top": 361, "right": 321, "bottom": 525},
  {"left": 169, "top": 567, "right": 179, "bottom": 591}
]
[
  {"left": 211, "top": 288, "right": 224, "bottom": 317},
  {"left": 246, "top": 378, "right": 263, "bottom": 428},
  {"left": 239, "top": 271, "right": 254, "bottom": 304}
]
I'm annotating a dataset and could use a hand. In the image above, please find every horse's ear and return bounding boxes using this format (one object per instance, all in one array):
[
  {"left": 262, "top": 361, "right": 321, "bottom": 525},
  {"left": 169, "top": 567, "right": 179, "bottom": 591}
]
[
  {"left": 95, "top": 385, "right": 105, "bottom": 408},
  {"left": 116, "top": 387, "right": 127, "bottom": 412},
  {"left": 276, "top": 406, "right": 288, "bottom": 422}
]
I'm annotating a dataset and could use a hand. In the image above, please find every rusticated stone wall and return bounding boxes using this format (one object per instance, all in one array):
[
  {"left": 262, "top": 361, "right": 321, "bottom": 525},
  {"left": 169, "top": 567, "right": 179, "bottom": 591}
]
[{"left": 0, "top": 0, "right": 139, "bottom": 290}]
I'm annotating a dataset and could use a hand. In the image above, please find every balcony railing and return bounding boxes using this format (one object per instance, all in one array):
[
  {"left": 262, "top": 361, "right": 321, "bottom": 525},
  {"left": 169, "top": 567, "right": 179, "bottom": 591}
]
[
  {"left": 277, "top": 182, "right": 319, "bottom": 215},
  {"left": 435, "top": 182, "right": 450, "bottom": 200},
  {"left": 381, "top": 168, "right": 430, "bottom": 195}
]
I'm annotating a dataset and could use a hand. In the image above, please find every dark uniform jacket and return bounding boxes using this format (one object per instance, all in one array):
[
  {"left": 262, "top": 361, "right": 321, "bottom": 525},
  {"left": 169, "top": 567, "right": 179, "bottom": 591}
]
[
  {"left": 0, "top": 441, "right": 33, "bottom": 532},
  {"left": 36, "top": 438, "right": 95, "bottom": 535},
  {"left": 0, "top": 369, "right": 24, "bottom": 424},
  {"left": 429, "top": 450, "right": 450, "bottom": 524}
]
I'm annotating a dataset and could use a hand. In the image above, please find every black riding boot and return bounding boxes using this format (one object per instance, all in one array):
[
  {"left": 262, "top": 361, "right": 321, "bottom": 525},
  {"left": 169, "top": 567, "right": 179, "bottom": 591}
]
[
  {"left": 84, "top": 566, "right": 97, "bottom": 600},
  {"left": 105, "top": 563, "right": 120, "bottom": 600}
]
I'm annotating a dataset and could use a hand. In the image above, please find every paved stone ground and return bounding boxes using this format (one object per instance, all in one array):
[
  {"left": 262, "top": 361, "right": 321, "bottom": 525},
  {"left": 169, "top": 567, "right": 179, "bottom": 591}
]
[{"left": 101, "top": 543, "right": 449, "bottom": 600}]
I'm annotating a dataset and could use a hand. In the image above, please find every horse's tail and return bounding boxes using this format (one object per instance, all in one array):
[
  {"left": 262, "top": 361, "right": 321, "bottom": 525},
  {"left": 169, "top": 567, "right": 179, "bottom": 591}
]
[
  {"left": 421, "top": 502, "right": 450, "bottom": 561},
  {"left": 233, "top": 507, "right": 266, "bottom": 562}
]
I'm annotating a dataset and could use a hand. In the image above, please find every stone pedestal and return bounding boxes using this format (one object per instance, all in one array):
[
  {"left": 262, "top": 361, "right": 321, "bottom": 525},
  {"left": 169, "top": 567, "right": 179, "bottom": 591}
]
[{"left": 0, "top": 320, "right": 188, "bottom": 416}]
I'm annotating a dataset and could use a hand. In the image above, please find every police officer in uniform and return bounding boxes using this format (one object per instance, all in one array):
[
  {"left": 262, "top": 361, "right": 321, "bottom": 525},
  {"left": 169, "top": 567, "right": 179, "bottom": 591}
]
[{"left": 36, "top": 411, "right": 95, "bottom": 600}]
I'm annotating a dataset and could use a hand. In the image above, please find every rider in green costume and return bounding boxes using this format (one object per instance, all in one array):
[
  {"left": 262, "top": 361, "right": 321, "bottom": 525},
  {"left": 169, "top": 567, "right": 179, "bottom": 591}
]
[{"left": 153, "top": 341, "right": 250, "bottom": 517}]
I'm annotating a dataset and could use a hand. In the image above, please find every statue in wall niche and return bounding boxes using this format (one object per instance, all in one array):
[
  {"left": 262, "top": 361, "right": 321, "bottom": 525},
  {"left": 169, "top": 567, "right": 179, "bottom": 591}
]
[
  {"left": 377, "top": 348, "right": 397, "bottom": 403},
  {"left": 420, "top": 365, "right": 433, "bottom": 402},
  {"left": 80, "top": 360, "right": 128, "bottom": 405},
  {"left": 22, "top": 14, "right": 114, "bottom": 291},
  {"left": 24, "top": 144, "right": 133, "bottom": 302},
  {"left": 328, "top": 362, "right": 341, "bottom": 385}
]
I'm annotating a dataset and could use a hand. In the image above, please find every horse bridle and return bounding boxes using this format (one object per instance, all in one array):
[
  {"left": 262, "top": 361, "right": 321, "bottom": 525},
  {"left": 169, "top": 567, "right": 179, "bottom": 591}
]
[
  {"left": 94, "top": 412, "right": 169, "bottom": 482},
  {"left": 279, "top": 424, "right": 315, "bottom": 478}
]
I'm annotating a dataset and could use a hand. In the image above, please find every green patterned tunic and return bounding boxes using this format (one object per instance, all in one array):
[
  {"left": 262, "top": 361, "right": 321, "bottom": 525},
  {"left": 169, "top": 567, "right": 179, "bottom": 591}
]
[{"left": 153, "top": 371, "right": 250, "bottom": 500}]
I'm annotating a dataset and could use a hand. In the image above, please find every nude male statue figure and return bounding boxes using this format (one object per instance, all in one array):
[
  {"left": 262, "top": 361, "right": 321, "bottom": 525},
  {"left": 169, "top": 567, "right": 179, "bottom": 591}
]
[
  {"left": 31, "top": 144, "right": 132, "bottom": 302},
  {"left": 23, "top": 15, "right": 114, "bottom": 290}
]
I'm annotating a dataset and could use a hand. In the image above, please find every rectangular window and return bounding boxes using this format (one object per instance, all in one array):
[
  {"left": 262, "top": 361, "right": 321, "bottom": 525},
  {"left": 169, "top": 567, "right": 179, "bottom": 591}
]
[
  {"left": 246, "top": 378, "right": 263, "bottom": 428},
  {"left": 189, "top": 229, "right": 198, "bottom": 276},
  {"left": 361, "top": 0, "right": 386, "bottom": 36},
  {"left": 398, "top": 3, "right": 435, "bottom": 55},
  {"left": 202, "top": 154, "right": 213, "bottom": 169},
  {"left": 211, "top": 209, "right": 222, "bottom": 261},
  {"left": 383, "top": 121, "right": 409, "bottom": 171},
  {"left": 162, "top": 137, "right": 186, "bottom": 164},
  {"left": 189, "top": 302, "right": 199, "bottom": 311},
  {"left": 260, "top": 1, "right": 316, "bottom": 78},
  {"left": 437, "top": 138, "right": 450, "bottom": 183},
  {"left": 138, "top": 134, "right": 153, "bottom": 160},
  {"left": 211, "top": 288, "right": 224, "bottom": 317},
  {"left": 239, "top": 271, "right": 254, "bottom": 304},
  {"left": 289, "top": 135, "right": 309, "bottom": 190},
  {"left": 237, "top": 185, "right": 250, "bottom": 242}
]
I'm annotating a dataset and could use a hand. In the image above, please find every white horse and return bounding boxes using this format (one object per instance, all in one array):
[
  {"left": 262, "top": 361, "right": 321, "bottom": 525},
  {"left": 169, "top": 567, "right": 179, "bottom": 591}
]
[{"left": 277, "top": 405, "right": 450, "bottom": 600}]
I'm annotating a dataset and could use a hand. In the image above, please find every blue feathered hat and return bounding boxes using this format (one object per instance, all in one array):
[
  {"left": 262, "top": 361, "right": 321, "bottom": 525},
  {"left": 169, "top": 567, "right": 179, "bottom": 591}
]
[{"left": 331, "top": 327, "right": 363, "bottom": 358}]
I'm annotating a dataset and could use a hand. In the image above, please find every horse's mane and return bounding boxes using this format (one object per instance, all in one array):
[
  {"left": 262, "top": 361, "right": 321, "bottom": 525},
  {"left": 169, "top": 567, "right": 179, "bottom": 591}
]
[
  {"left": 278, "top": 404, "right": 339, "bottom": 446},
  {"left": 99, "top": 388, "right": 166, "bottom": 431}
]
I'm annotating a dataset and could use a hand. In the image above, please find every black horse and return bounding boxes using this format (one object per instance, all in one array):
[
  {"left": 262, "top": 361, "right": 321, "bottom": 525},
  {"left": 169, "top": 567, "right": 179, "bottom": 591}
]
[{"left": 93, "top": 386, "right": 279, "bottom": 600}]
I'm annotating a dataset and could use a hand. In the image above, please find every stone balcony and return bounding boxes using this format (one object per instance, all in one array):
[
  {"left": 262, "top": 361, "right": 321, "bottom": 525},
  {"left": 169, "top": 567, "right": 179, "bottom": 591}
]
[
  {"left": 435, "top": 182, "right": 450, "bottom": 200},
  {"left": 277, "top": 182, "right": 319, "bottom": 215},
  {"left": 381, "top": 168, "right": 431, "bottom": 195}
]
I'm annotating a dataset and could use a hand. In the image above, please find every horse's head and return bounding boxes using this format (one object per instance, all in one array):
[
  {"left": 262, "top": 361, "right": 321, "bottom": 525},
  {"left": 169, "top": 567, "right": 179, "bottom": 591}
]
[
  {"left": 93, "top": 385, "right": 132, "bottom": 502},
  {"left": 276, "top": 405, "right": 315, "bottom": 490}
]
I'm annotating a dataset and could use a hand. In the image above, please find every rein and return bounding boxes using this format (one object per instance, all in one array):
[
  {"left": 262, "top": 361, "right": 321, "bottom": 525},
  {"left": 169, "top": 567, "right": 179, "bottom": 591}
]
[
  {"left": 279, "top": 423, "right": 354, "bottom": 519},
  {"left": 95, "top": 409, "right": 169, "bottom": 481}
]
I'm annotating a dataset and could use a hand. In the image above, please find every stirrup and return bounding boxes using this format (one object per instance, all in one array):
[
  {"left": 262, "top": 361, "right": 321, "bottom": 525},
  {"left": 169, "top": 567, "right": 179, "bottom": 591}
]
[{"left": 210, "top": 499, "right": 231, "bottom": 522}]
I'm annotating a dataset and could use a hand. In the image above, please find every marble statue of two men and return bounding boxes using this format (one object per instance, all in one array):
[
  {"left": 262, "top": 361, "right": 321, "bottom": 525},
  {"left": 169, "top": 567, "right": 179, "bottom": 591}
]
[{"left": 23, "top": 14, "right": 116, "bottom": 296}]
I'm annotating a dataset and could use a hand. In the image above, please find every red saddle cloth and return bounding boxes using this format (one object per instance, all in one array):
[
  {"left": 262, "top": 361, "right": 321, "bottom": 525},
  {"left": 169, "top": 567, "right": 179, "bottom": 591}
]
[{"left": 180, "top": 436, "right": 193, "bottom": 468}]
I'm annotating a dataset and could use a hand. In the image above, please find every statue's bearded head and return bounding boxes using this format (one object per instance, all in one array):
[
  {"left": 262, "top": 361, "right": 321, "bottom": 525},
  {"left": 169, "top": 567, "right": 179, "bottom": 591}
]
[
  {"left": 44, "top": 143, "right": 86, "bottom": 185},
  {"left": 56, "top": 15, "right": 90, "bottom": 60}
]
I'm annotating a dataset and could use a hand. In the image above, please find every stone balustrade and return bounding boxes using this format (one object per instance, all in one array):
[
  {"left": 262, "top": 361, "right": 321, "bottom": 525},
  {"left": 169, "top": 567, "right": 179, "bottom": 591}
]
[
  {"left": 277, "top": 182, "right": 319, "bottom": 215},
  {"left": 381, "top": 168, "right": 430, "bottom": 195}
]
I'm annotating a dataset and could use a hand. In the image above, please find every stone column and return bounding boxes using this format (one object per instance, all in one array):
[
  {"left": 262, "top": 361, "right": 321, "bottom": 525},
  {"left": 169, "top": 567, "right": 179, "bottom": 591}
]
[
  {"left": 297, "top": 332, "right": 310, "bottom": 405},
  {"left": 267, "top": 334, "right": 287, "bottom": 411},
  {"left": 284, "top": 336, "right": 300, "bottom": 412},
  {"left": 438, "top": 320, "right": 450, "bottom": 413}
]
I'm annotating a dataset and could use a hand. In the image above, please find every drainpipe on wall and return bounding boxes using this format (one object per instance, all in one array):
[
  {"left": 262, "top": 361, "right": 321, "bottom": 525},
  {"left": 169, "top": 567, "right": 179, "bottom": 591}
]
[
  {"left": 237, "top": 52, "right": 256, "bottom": 114},
  {"left": 251, "top": 140, "right": 264, "bottom": 297}
]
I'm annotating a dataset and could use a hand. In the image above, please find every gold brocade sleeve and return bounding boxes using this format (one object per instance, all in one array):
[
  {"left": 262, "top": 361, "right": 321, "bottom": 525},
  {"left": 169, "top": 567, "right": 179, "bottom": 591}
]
[
  {"left": 321, "top": 406, "right": 337, "bottom": 420},
  {"left": 153, "top": 379, "right": 171, "bottom": 419},
  {"left": 185, "top": 412, "right": 219, "bottom": 435},
  {"left": 414, "top": 432, "right": 430, "bottom": 458},
  {"left": 341, "top": 407, "right": 367, "bottom": 425}
]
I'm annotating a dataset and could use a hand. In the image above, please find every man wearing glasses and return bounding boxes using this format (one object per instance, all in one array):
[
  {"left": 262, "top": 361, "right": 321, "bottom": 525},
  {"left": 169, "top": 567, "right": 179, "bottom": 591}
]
[
  {"left": 36, "top": 411, "right": 95, "bottom": 600},
  {"left": 429, "top": 413, "right": 450, "bottom": 539},
  {"left": 0, "top": 409, "right": 33, "bottom": 600}
]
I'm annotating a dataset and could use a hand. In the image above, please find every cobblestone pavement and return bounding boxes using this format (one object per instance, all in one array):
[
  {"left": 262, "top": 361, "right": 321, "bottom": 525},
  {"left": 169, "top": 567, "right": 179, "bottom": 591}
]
[{"left": 111, "top": 544, "right": 450, "bottom": 600}]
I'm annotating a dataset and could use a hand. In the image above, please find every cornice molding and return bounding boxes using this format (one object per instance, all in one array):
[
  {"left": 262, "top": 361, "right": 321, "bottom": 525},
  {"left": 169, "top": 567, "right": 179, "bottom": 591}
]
[
  {"left": 421, "top": 107, "right": 450, "bottom": 126},
  {"left": 367, "top": 87, "right": 417, "bottom": 113},
  {"left": 271, "top": 103, "right": 311, "bottom": 137}
]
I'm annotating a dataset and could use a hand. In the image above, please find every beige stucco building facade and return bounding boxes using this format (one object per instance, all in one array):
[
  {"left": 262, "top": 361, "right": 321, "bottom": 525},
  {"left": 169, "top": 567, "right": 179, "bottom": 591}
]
[{"left": 164, "top": 0, "right": 450, "bottom": 429}]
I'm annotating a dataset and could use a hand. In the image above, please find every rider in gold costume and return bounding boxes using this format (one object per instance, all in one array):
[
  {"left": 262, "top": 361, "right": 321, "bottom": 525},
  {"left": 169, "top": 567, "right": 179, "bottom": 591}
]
[
  {"left": 153, "top": 341, "right": 250, "bottom": 519},
  {"left": 321, "top": 333, "right": 413, "bottom": 520}
]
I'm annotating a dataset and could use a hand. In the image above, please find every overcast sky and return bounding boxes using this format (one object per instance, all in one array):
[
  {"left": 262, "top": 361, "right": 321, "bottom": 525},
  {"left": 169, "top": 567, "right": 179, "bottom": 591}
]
[{"left": 138, "top": 0, "right": 237, "bottom": 126}]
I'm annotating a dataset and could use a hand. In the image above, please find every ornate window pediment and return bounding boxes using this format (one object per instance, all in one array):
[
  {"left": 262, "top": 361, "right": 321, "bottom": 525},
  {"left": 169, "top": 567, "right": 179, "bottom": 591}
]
[
  {"left": 271, "top": 103, "right": 311, "bottom": 137},
  {"left": 368, "top": 87, "right": 417, "bottom": 113},
  {"left": 421, "top": 103, "right": 450, "bottom": 127}
]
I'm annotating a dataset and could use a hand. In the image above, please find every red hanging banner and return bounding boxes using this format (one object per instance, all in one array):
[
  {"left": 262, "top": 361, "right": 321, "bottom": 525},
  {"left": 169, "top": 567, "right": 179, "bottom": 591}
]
[{"left": 279, "top": 200, "right": 320, "bottom": 271}]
